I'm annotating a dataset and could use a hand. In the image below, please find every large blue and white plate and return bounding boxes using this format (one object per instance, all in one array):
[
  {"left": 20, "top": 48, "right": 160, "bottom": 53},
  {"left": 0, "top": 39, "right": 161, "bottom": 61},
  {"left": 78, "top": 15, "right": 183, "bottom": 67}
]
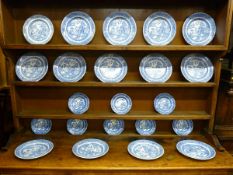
[
  {"left": 143, "top": 11, "right": 176, "bottom": 45},
  {"left": 61, "top": 11, "right": 95, "bottom": 45},
  {"left": 135, "top": 120, "right": 156, "bottom": 135},
  {"left": 31, "top": 119, "right": 52, "bottom": 135},
  {"left": 103, "top": 119, "right": 124, "bottom": 135},
  {"left": 154, "top": 93, "right": 176, "bottom": 115},
  {"left": 128, "top": 139, "right": 164, "bottom": 160},
  {"left": 182, "top": 12, "right": 216, "bottom": 46},
  {"left": 15, "top": 139, "right": 54, "bottom": 160},
  {"left": 172, "top": 120, "right": 193, "bottom": 136},
  {"left": 68, "top": 92, "right": 90, "bottom": 114},
  {"left": 16, "top": 52, "right": 48, "bottom": 82},
  {"left": 176, "top": 140, "right": 216, "bottom": 160},
  {"left": 103, "top": 12, "right": 137, "bottom": 45},
  {"left": 72, "top": 138, "right": 109, "bottom": 159},
  {"left": 53, "top": 53, "right": 86, "bottom": 82},
  {"left": 23, "top": 15, "right": 54, "bottom": 44},
  {"left": 67, "top": 119, "right": 88, "bottom": 135},
  {"left": 139, "top": 53, "right": 172, "bottom": 82},
  {"left": 111, "top": 93, "right": 132, "bottom": 115},
  {"left": 181, "top": 53, "right": 214, "bottom": 82},
  {"left": 94, "top": 53, "right": 128, "bottom": 83}
]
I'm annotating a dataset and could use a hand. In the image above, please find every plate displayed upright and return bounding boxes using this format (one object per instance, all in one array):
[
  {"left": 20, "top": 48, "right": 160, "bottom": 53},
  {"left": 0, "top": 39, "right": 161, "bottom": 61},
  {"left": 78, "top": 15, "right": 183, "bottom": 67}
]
[
  {"left": 181, "top": 53, "right": 214, "bottom": 82},
  {"left": 172, "top": 120, "right": 193, "bottom": 136},
  {"left": 111, "top": 93, "right": 132, "bottom": 115},
  {"left": 135, "top": 120, "right": 156, "bottom": 135},
  {"left": 15, "top": 52, "right": 48, "bottom": 82},
  {"left": 67, "top": 119, "right": 88, "bottom": 135},
  {"left": 31, "top": 119, "right": 52, "bottom": 135},
  {"left": 23, "top": 14, "right": 54, "bottom": 44},
  {"left": 103, "top": 12, "right": 137, "bottom": 45},
  {"left": 53, "top": 52, "right": 86, "bottom": 82},
  {"left": 68, "top": 92, "right": 90, "bottom": 114},
  {"left": 15, "top": 139, "right": 54, "bottom": 160},
  {"left": 143, "top": 11, "right": 176, "bottom": 45},
  {"left": 176, "top": 139, "right": 216, "bottom": 160},
  {"left": 103, "top": 119, "right": 124, "bottom": 135},
  {"left": 139, "top": 53, "right": 172, "bottom": 82},
  {"left": 61, "top": 11, "right": 95, "bottom": 45},
  {"left": 154, "top": 93, "right": 176, "bottom": 115},
  {"left": 182, "top": 12, "right": 216, "bottom": 45}
]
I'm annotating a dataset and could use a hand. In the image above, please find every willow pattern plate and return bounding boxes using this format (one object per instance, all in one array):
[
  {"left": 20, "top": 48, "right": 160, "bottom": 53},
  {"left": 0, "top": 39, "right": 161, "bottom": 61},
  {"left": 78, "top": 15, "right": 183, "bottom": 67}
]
[
  {"left": 128, "top": 139, "right": 164, "bottom": 160},
  {"left": 139, "top": 53, "right": 172, "bottom": 82},
  {"left": 154, "top": 93, "right": 176, "bottom": 115},
  {"left": 72, "top": 138, "right": 109, "bottom": 159},
  {"left": 53, "top": 53, "right": 86, "bottom": 82},
  {"left": 67, "top": 119, "right": 88, "bottom": 135},
  {"left": 31, "top": 119, "right": 52, "bottom": 135},
  {"left": 15, "top": 52, "right": 48, "bottom": 82},
  {"left": 135, "top": 120, "right": 156, "bottom": 136},
  {"left": 143, "top": 11, "right": 176, "bottom": 45},
  {"left": 103, "top": 12, "right": 137, "bottom": 45},
  {"left": 172, "top": 120, "right": 193, "bottom": 136},
  {"left": 15, "top": 139, "right": 54, "bottom": 160},
  {"left": 103, "top": 119, "right": 124, "bottom": 135},
  {"left": 181, "top": 53, "right": 214, "bottom": 82},
  {"left": 23, "top": 15, "right": 54, "bottom": 44},
  {"left": 94, "top": 53, "right": 128, "bottom": 83},
  {"left": 68, "top": 92, "right": 90, "bottom": 114},
  {"left": 182, "top": 12, "right": 216, "bottom": 45},
  {"left": 111, "top": 93, "right": 132, "bottom": 115},
  {"left": 61, "top": 11, "right": 95, "bottom": 45},
  {"left": 176, "top": 140, "right": 216, "bottom": 160}
]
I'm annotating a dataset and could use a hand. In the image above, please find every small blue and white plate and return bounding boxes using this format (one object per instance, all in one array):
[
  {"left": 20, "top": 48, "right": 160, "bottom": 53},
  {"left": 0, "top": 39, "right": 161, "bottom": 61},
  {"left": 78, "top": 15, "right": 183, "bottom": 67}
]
[
  {"left": 103, "top": 119, "right": 124, "bottom": 135},
  {"left": 154, "top": 93, "right": 176, "bottom": 115},
  {"left": 172, "top": 120, "right": 193, "bottom": 136},
  {"left": 67, "top": 119, "right": 88, "bottom": 135},
  {"left": 135, "top": 120, "right": 156, "bottom": 135},
  {"left": 61, "top": 11, "right": 95, "bottom": 45},
  {"left": 68, "top": 92, "right": 90, "bottom": 114},
  {"left": 31, "top": 119, "right": 52, "bottom": 135},
  {"left": 103, "top": 12, "right": 137, "bottom": 45},
  {"left": 111, "top": 93, "right": 132, "bottom": 115}
]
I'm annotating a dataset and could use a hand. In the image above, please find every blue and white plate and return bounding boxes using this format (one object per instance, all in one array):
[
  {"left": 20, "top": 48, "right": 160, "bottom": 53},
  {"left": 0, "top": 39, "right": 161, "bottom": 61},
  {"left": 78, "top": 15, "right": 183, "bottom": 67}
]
[
  {"left": 154, "top": 93, "right": 176, "bottom": 115},
  {"left": 182, "top": 12, "right": 216, "bottom": 46},
  {"left": 103, "top": 119, "right": 124, "bottom": 135},
  {"left": 139, "top": 53, "right": 172, "bottom": 82},
  {"left": 31, "top": 119, "right": 52, "bottom": 135},
  {"left": 103, "top": 12, "right": 137, "bottom": 45},
  {"left": 176, "top": 139, "right": 216, "bottom": 160},
  {"left": 111, "top": 93, "right": 132, "bottom": 115},
  {"left": 68, "top": 92, "right": 90, "bottom": 114},
  {"left": 53, "top": 53, "right": 86, "bottom": 82},
  {"left": 61, "top": 11, "right": 95, "bottom": 45},
  {"left": 16, "top": 52, "right": 48, "bottom": 82},
  {"left": 181, "top": 53, "right": 214, "bottom": 82},
  {"left": 15, "top": 139, "right": 54, "bottom": 160},
  {"left": 23, "top": 15, "right": 54, "bottom": 44},
  {"left": 128, "top": 139, "right": 164, "bottom": 160},
  {"left": 135, "top": 120, "right": 156, "bottom": 135},
  {"left": 94, "top": 53, "right": 128, "bottom": 83},
  {"left": 172, "top": 120, "right": 193, "bottom": 136},
  {"left": 143, "top": 11, "right": 176, "bottom": 45},
  {"left": 72, "top": 138, "right": 109, "bottom": 159},
  {"left": 67, "top": 119, "right": 88, "bottom": 135}
]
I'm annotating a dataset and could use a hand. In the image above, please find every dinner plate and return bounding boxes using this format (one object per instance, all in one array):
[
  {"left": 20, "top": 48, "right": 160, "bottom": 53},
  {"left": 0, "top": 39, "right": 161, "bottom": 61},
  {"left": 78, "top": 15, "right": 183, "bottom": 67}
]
[
  {"left": 182, "top": 12, "right": 216, "bottom": 45},
  {"left": 31, "top": 119, "right": 52, "bottom": 135},
  {"left": 72, "top": 138, "right": 109, "bottom": 159},
  {"left": 181, "top": 53, "right": 214, "bottom": 82},
  {"left": 103, "top": 12, "right": 137, "bottom": 45},
  {"left": 67, "top": 119, "right": 88, "bottom": 135},
  {"left": 15, "top": 139, "right": 54, "bottom": 160},
  {"left": 154, "top": 93, "right": 176, "bottom": 115},
  {"left": 135, "top": 120, "right": 156, "bottom": 135},
  {"left": 103, "top": 119, "right": 124, "bottom": 135},
  {"left": 53, "top": 52, "right": 86, "bottom": 82},
  {"left": 128, "top": 139, "right": 164, "bottom": 160},
  {"left": 68, "top": 92, "right": 90, "bottom": 114},
  {"left": 111, "top": 93, "right": 132, "bottom": 115},
  {"left": 94, "top": 53, "right": 128, "bottom": 82},
  {"left": 139, "top": 53, "right": 172, "bottom": 82},
  {"left": 61, "top": 11, "right": 95, "bottom": 45},
  {"left": 23, "top": 14, "right": 54, "bottom": 44},
  {"left": 143, "top": 11, "right": 176, "bottom": 45},
  {"left": 172, "top": 120, "right": 193, "bottom": 136},
  {"left": 15, "top": 52, "right": 48, "bottom": 82},
  {"left": 176, "top": 139, "right": 216, "bottom": 160}
]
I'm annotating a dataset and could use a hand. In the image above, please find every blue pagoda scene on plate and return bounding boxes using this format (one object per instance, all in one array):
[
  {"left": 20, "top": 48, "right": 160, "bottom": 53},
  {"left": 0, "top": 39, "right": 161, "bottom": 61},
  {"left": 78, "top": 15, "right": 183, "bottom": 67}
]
[
  {"left": 31, "top": 119, "right": 52, "bottom": 135},
  {"left": 67, "top": 119, "right": 88, "bottom": 135},
  {"left": 154, "top": 93, "right": 176, "bottom": 115},
  {"left": 172, "top": 120, "right": 193, "bottom": 136},
  {"left": 111, "top": 93, "right": 132, "bottom": 115},
  {"left": 68, "top": 92, "right": 90, "bottom": 114},
  {"left": 135, "top": 120, "right": 156, "bottom": 135},
  {"left": 103, "top": 119, "right": 124, "bottom": 135}
]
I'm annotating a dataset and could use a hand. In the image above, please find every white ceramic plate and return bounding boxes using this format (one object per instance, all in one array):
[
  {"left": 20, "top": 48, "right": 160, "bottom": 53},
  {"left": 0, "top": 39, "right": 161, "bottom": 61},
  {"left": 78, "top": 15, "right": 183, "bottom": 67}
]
[
  {"left": 103, "top": 119, "right": 124, "bottom": 135},
  {"left": 172, "top": 120, "right": 193, "bottom": 136},
  {"left": 111, "top": 93, "right": 132, "bottom": 115},
  {"left": 154, "top": 93, "right": 176, "bottom": 115},
  {"left": 135, "top": 120, "right": 156, "bottom": 136},
  {"left": 31, "top": 119, "right": 52, "bottom": 135},
  {"left": 67, "top": 119, "right": 88, "bottom": 135},
  {"left": 68, "top": 92, "right": 90, "bottom": 114}
]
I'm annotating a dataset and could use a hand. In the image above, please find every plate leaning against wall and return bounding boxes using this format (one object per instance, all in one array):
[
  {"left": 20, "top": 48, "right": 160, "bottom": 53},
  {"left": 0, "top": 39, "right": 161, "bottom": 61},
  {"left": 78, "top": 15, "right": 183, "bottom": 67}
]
[
  {"left": 135, "top": 120, "right": 156, "bottom": 135},
  {"left": 68, "top": 92, "right": 90, "bottom": 114},
  {"left": 172, "top": 120, "right": 193, "bottom": 136},
  {"left": 111, "top": 93, "right": 132, "bottom": 115},
  {"left": 103, "top": 119, "right": 124, "bottom": 135},
  {"left": 31, "top": 119, "right": 52, "bottom": 135},
  {"left": 67, "top": 119, "right": 88, "bottom": 135},
  {"left": 154, "top": 93, "right": 176, "bottom": 115}
]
